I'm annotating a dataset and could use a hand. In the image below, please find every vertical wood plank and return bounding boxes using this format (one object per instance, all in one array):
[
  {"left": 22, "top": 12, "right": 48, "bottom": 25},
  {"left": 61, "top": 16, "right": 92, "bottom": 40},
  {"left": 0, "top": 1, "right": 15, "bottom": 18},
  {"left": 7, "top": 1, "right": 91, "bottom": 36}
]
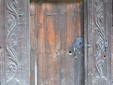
[
  {"left": 0, "top": 0, "right": 5, "bottom": 85},
  {"left": 112, "top": 27, "right": 113, "bottom": 84},
  {"left": 36, "top": 4, "right": 48, "bottom": 85},
  {"left": 30, "top": 3, "right": 38, "bottom": 85},
  {"left": 1, "top": 0, "right": 30, "bottom": 85},
  {"left": 84, "top": 0, "right": 112, "bottom": 85},
  {"left": 36, "top": 4, "right": 61, "bottom": 85},
  {"left": 46, "top": 4, "right": 60, "bottom": 85}
]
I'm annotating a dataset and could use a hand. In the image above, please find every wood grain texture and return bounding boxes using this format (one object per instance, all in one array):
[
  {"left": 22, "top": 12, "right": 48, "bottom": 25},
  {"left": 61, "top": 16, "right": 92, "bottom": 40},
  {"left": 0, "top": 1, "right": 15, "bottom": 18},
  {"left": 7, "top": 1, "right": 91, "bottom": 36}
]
[
  {"left": 112, "top": 8, "right": 113, "bottom": 85},
  {"left": 112, "top": 27, "right": 113, "bottom": 84},
  {"left": 84, "top": 0, "right": 112, "bottom": 85},
  {"left": 30, "top": 3, "right": 38, "bottom": 85},
  {"left": 0, "top": 0, "right": 5, "bottom": 85},
  {"left": 0, "top": 0, "right": 30, "bottom": 85},
  {"left": 0, "top": 0, "right": 112, "bottom": 85},
  {"left": 30, "top": 1, "right": 83, "bottom": 85}
]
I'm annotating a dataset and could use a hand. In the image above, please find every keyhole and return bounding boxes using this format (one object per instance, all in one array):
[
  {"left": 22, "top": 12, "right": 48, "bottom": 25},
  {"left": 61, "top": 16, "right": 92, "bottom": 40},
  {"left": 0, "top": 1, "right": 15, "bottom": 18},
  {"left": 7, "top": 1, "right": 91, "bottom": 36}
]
[
  {"left": 79, "top": 42, "right": 82, "bottom": 45},
  {"left": 69, "top": 51, "right": 72, "bottom": 55},
  {"left": 104, "top": 55, "right": 106, "bottom": 58}
]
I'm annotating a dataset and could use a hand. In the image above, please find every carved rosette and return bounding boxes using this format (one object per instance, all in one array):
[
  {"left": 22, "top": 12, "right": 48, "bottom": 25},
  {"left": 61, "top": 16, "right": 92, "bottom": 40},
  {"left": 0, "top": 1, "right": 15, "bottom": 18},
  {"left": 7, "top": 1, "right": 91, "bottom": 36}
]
[
  {"left": 93, "top": 0, "right": 108, "bottom": 84},
  {"left": 5, "top": 0, "right": 20, "bottom": 84}
]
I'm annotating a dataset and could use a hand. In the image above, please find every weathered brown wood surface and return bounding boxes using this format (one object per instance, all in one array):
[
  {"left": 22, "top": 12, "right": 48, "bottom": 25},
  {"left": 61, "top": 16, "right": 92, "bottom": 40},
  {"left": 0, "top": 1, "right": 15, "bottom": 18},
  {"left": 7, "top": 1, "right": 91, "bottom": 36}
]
[
  {"left": 0, "top": 0, "right": 112, "bottom": 85},
  {"left": 0, "top": 0, "right": 30, "bottom": 85},
  {"left": 30, "top": 3, "right": 38, "bottom": 85},
  {"left": 30, "top": 1, "right": 84, "bottom": 85}
]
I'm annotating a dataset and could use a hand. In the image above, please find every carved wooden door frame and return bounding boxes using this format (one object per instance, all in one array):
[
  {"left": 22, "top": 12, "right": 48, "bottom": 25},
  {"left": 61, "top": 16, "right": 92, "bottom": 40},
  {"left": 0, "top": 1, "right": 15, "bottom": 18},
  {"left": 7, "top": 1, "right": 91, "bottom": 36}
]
[
  {"left": 0, "top": 0, "right": 30, "bottom": 85},
  {"left": 84, "top": 0, "right": 112, "bottom": 85},
  {"left": 0, "top": 0, "right": 112, "bottom": 85}
]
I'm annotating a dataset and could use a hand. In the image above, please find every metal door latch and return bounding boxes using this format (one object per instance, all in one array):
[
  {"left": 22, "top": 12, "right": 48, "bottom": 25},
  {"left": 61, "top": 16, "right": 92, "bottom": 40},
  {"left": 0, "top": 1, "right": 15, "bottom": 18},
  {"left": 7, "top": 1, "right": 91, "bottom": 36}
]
[
  {"left": 72, "top": 37, "right": 83, "bottom": 59},
  {"left": 73, "top": 37, "right": 83, "bottom": 49}
]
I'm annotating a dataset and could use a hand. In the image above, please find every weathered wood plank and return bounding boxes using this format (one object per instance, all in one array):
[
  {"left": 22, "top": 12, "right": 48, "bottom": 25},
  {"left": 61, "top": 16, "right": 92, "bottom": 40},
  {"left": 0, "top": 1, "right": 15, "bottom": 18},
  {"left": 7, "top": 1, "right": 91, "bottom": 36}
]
[
  {"left": 84, "top": 0, "right": 112, "bottom": 85},
  {"left": 0, "top": 0, "right": 5, "bottom": 85},
  {"left": 30, "top": 3, "right": 38, "bottom": 85},
  {"left": 1, "top": 0, "right": 30, "bottom": 85},
  {"left": 112, "top": 27, "right": 113, "bottom": 84}
]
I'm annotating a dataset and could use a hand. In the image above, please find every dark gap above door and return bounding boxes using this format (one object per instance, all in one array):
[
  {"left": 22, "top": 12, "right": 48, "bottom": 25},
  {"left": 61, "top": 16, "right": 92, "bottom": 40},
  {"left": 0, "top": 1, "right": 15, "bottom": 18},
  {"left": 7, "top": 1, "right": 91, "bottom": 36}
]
[{"left": 30, "top": 0, "right": 82, "bottom": 3}]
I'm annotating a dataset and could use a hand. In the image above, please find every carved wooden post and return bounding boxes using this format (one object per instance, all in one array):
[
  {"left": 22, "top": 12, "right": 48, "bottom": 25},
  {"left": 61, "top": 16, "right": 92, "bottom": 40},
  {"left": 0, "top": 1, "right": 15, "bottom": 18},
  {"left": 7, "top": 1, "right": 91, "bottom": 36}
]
[
  {"left": 0, "top": 0, "right": 30, "bottom": 85},
  {"left": 0, "top": 0, "right": 5, "bottom": 84},
  {"left": 84, "top": 0, "right": 112, "bottom": 85}
]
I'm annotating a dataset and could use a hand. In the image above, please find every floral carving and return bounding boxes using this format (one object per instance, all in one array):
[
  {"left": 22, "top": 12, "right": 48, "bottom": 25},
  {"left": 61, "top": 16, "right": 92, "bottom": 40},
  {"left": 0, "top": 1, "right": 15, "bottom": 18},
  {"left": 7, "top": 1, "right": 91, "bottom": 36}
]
[
  {"left": 94, "top": 0, "right": 108, "bottom": 84},
  {"left": 5, "top": 0, "right": 20, "bottom": 84}
]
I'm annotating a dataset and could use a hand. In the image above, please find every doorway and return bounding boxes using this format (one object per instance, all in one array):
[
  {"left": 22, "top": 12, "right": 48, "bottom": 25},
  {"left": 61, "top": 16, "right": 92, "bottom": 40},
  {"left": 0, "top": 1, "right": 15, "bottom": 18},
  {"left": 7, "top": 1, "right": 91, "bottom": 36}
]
[{"left": 30, "top": 0, "right": 84, "bottom": 85}]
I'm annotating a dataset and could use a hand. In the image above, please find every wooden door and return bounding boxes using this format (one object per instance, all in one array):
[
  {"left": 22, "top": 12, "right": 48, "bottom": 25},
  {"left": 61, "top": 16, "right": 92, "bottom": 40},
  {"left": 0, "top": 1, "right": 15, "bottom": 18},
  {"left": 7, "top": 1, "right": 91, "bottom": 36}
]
[
  {"left": 0, "top": 0, "right": 112, "bottom": 85},
  {"left": 30, "top": 0, "right": 84, "bottom": 85}
]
